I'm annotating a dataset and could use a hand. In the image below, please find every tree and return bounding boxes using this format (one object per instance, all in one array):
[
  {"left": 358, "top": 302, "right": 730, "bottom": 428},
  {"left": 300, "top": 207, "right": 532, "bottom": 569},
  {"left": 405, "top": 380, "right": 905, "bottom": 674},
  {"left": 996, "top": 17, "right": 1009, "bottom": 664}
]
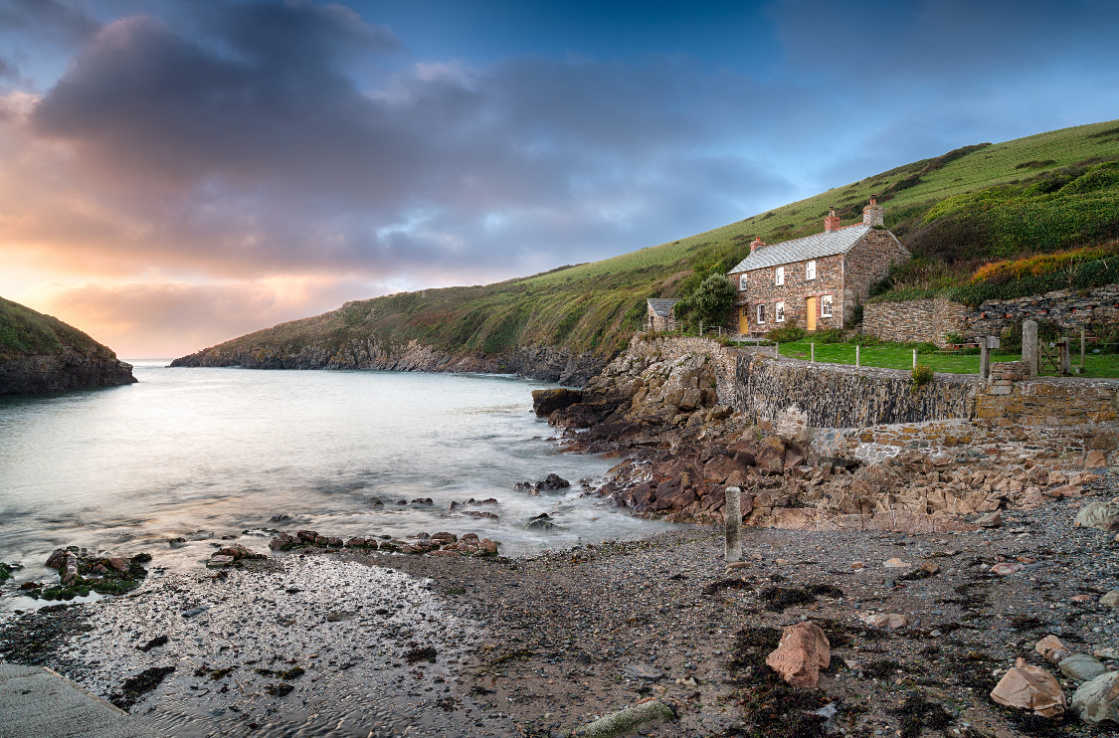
[{"left": 684, "top": 273, "right": 737, "bottom": 329}]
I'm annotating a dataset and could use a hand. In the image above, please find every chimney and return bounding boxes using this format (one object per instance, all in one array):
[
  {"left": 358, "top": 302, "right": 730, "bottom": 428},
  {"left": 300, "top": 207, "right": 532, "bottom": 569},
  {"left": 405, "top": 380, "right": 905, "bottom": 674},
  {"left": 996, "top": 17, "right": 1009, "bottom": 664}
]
[
  {"left": 863, "top": 193, "right": 885, "bottom": 227},
  {"left": 824, "top": 207, "right": 841, "bottom": 232},
  {"left": 750, "top": 236, "right": 766, "bottom": 253}
]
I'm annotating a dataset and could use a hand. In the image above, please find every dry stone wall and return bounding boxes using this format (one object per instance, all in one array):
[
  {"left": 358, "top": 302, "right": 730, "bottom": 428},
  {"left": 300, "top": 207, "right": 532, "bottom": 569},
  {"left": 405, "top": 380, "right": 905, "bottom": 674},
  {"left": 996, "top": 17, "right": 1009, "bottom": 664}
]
[
  {"left": 731, "top": 355, "right": 975, "bottom": 428},
  {"left": 863, "top": 298, "right": 969, "bottom": 346},
  {"left": 975, "top": 375, "right": 1119, "bottom": 426},
  {"left": 862, "top": 284, "right": 1119, "bottom": 345}
]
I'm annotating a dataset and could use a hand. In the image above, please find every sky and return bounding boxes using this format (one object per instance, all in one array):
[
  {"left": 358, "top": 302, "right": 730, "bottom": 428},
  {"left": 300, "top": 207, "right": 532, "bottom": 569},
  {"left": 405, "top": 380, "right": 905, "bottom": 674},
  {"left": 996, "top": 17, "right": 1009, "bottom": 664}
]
[{"left": 2, "top": 0, "right": 1118, "bottom": 358}]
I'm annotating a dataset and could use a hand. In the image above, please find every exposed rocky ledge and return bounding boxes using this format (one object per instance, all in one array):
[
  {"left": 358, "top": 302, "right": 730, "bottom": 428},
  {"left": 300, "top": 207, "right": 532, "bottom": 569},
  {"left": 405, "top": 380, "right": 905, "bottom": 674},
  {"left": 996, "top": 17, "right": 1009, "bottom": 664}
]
[
  {"left": 171, "top": 337, "right": 606, "bottom": 386},
  {"left": 0, "top": 350, "right": 136, "bottom": 396}
]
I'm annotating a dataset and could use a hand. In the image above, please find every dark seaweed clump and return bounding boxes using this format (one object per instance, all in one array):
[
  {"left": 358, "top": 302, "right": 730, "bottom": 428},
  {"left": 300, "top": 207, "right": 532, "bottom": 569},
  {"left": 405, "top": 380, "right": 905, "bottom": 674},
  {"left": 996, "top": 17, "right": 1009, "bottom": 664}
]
[
  {"left": 110, "top": 666, "right": 176, "bottom": 711},
  {"left": 760, "top": 586, "right": 815, "bottom": 612},
  {"left": 888, "top": 691, "right": 953, "bottom": 738}
]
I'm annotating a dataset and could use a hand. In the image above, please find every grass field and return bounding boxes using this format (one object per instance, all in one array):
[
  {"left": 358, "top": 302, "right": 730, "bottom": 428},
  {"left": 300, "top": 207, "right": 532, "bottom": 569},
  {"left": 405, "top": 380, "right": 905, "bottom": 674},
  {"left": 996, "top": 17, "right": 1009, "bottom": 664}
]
[{"left": 773, "top": 339, "right": 1119, "bottom": 378}]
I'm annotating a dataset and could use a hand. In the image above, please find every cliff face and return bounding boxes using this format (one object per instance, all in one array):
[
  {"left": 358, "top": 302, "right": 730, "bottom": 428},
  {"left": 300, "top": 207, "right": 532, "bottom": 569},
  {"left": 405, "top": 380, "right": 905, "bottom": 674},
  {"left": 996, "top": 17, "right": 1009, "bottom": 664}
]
[
  {"left": 0, "top": 297, "right": 137, "bottom": 396},
  {"left": 171, "top": 335, "right": 606, "bottom": 386}
]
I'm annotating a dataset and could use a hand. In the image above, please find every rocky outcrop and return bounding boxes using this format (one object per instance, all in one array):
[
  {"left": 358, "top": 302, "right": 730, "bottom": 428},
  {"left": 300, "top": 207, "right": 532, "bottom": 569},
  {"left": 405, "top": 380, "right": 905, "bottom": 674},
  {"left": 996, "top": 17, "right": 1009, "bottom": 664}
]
[
  {"left": 0, "top": 349, "right": 136, "bottom": 395},
  {"left": 172, "top": 336, "right": 605, "bottom": 386}
]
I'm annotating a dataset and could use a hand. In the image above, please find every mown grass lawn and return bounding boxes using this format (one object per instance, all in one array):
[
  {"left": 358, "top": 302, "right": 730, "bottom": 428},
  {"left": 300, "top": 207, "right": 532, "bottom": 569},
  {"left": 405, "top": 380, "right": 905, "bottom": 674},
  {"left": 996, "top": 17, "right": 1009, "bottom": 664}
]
[{"left": 774, "top": 339, "right": 1119, "bottom": 378}]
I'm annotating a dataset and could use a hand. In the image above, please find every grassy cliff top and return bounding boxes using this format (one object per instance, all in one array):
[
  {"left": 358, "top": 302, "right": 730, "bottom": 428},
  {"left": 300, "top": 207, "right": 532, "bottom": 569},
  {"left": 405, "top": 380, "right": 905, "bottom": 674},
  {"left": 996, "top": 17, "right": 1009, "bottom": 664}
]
[
  {"left": 184, "top": 119, "right": 1119, "bottom": 361},
  {"left": 0, "top": 296, "right": 117, "bottom": 363}
]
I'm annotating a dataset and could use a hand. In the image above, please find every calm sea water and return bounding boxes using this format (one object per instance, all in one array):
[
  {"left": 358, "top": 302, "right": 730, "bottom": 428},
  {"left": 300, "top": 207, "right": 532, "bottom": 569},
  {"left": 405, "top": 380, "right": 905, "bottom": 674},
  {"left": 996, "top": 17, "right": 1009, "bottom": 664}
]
[{"left": 0, "top": 362, "right": 676, "bottom": 593}]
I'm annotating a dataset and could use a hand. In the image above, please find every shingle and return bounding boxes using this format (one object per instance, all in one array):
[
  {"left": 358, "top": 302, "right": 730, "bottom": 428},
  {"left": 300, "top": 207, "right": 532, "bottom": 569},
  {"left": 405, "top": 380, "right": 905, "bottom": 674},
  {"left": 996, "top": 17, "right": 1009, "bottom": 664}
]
[
  {"left": 728, "top": 225, "right": 872, "bottom": 273},
  {"left": 647, "top": 299, "right": 680, "bottom": 317}
]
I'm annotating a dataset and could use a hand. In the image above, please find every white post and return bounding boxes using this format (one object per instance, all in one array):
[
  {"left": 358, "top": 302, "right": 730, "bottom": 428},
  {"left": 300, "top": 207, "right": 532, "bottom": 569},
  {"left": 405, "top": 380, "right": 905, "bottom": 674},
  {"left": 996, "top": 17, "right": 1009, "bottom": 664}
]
[
  {"left": 775, "top": 342, "right": 780, "bottom": 360},
  {"left": 912, "top": 349, "right": 917, "bottom": 369},
  {"left": 856, "top": 345, "right": 861, "bottom": 367},
  {"left": 724, "top": 487, "right": 742, "bottom": 562},
  {"left": 810, "top": 343, "right": 815, "bottom": 362}
]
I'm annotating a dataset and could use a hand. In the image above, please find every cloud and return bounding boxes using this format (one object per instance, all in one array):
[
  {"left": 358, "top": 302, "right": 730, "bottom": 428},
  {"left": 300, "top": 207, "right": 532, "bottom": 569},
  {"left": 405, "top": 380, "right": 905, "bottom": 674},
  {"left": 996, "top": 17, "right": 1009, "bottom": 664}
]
[{"left": 0, "top": 0, "right": 100, "bottom": 48}]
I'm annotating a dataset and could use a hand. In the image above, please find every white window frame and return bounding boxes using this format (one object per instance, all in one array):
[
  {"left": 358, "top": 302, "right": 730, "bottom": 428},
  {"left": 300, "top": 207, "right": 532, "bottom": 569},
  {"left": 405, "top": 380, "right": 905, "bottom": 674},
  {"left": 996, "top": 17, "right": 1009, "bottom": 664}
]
[
  {"left": 821, "top": 294, "right": 833, "bottom": 317},
  {"left": 775, "top": 266, "right": 784, "bottom": 286},
  {"left": 775, "top": 301, "right": 785, "bottom": 322},
  {"left": 739, "top": 273, "right": 748, "bottom": 290},
  {"left": 806, "top": 260, "right": 817, "bottom": 280},
  {"left": 756, "top": 304, "right": 765, "bottom": 324}
]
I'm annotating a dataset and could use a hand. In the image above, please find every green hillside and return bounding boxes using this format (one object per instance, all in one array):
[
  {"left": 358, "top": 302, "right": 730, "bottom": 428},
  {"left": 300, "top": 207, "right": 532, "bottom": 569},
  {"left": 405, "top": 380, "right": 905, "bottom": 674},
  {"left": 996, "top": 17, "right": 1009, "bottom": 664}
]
[
  {"left": 180, "top": 119, "right": 1119, "bottom": 362},
  {"left": 0, "top": 296, "right": 117, "bottom": 363}
]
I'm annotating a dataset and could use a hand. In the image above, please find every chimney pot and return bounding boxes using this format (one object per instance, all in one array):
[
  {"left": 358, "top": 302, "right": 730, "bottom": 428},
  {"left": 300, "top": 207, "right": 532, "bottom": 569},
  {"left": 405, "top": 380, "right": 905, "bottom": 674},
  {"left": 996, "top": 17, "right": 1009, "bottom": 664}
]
[{"left": 750, "top": 236, "right": 766, "bottom": 253}]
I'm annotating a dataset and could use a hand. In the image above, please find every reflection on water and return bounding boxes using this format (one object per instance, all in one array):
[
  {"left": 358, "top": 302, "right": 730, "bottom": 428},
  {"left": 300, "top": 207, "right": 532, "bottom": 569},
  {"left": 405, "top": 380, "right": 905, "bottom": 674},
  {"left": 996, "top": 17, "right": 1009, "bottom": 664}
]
[{"left": 0, "top": 363, "right": 678, "bottom": 591}]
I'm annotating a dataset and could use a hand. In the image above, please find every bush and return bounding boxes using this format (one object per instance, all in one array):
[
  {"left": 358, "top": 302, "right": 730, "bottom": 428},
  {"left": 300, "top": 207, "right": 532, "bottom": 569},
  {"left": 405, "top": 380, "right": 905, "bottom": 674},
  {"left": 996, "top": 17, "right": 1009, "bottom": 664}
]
[
  {"left": 916, "top": 342, "right": 940, "bottom": 354},
  {"left": 911, "top": 364, "right": 935, "bottom": 393},
  {"left": 850, "top": 333, "right": 881, "bottom": 346},
  {"left": 815, "top": 328, "right": 847, "bottom": 344},
  {"left": 686, "top": 273, "right": 738, "bottom": 329},
  {"left": 766, "top": 325, "right": 806, "bottom": 342},
  {"left": 944, "top": 332, "right": 964, "bottom": 345}
]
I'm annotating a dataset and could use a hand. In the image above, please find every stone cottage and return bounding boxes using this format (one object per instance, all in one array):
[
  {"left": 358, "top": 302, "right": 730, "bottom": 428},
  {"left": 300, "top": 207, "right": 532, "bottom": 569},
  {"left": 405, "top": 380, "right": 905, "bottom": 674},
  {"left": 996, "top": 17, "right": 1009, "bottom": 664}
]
[
  {"left": 646, "top": 298, "right": 681, "bottom": 332},
  {"left": 727, "top": 196, "right": 909, "bottom": 335}
]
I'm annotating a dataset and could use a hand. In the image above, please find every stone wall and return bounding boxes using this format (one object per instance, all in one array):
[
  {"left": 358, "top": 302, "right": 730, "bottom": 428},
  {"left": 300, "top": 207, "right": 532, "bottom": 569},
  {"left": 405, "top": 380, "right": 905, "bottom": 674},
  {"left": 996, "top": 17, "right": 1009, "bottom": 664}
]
[
  {"left": 975, "top": 374, "right": 1119, "bottom": 427},
  {"left": 737, "top": 253, "right": 845, "bottom": 332},
  {"left": 862, "top": 283, "right": 1119, "bottom": 345},
  {"left": 863, "top": 298, "right": 969, "bottom": 346},
  {"left": 731, "top": 355, "right": 975, "bottom": 428},
  {"left": 620, "top": 334, "right": 739, "bottom": 406}
]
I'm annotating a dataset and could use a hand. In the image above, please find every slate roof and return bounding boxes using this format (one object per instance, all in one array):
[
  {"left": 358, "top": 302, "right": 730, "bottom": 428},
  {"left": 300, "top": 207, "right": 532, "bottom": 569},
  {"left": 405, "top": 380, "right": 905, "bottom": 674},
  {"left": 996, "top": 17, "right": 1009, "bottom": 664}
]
[
  {"left": 728, "top": 224, "right": 873, "bottom": 273},
  {"left": 647, "top": 298, "right": 681, "bottom": 317}
]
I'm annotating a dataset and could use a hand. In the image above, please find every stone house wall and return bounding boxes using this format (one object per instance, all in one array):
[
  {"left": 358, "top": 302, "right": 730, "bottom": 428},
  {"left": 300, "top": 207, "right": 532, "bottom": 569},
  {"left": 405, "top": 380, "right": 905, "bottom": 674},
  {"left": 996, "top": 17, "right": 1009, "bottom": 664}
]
[
  {"left": 863, "top": 298, "right": 970, "bottom": 346},
  {"left": 841, "top": 229, "right": 910, "bottom": 317},
  {"left": 736, "top": 253, "right": 845, "bottom": 332}
]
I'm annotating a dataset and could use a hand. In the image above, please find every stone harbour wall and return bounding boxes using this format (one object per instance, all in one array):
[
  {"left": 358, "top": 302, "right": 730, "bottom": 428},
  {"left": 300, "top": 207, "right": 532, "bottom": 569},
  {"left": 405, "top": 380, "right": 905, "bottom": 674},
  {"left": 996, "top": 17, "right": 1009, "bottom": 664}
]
[
  {"left": 975, "top": 375, "right": 1119, "bottom": 427},
  {"left": 862, "top": 298, "right": 969, "bottom": 346},
  {"left": 731, "top": 355, "right": 975, "bottom": 428}
]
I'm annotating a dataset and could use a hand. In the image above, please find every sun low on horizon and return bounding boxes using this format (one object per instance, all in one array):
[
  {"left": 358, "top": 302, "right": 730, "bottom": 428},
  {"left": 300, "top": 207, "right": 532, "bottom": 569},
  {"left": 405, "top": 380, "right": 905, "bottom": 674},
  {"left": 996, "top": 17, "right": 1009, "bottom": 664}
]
[{"left": 3, "top": 0, "right": 1119, "bottom": 358}]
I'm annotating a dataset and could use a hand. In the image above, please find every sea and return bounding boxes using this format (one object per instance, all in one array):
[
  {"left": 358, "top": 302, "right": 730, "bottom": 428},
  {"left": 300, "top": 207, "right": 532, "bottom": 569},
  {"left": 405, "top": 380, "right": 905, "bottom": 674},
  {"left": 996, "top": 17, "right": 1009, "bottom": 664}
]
[{"left": 0, "top": 361, "right": 677, "bottom": 604}]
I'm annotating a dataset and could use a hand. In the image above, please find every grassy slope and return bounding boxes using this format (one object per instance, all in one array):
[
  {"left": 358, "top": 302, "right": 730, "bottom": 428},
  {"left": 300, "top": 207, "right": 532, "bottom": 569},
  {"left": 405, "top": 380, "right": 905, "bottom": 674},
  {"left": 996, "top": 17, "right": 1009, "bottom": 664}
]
[
  {"left": 186, "top": 119, "right": 1119, "bottom": 361},
  {"left": 0, "top": 296, "right": 116, "bottom": 363}
]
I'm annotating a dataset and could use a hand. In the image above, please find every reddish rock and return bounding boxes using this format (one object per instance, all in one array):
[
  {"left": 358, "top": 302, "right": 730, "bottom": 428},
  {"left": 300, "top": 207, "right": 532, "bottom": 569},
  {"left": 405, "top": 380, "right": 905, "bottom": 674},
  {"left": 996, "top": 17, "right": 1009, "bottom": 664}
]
[
  {"left": 270, "top": 534, "right": 297, "bottom": 551},
  {"left": 765, "top": 622, "right": 831, "bottom": 688},
  {"left": 990, "top": 658, "right": 1066, "bottom": 717},
  {"left": 107, "top": 558, "right": 129, "bottom": 572},
  {"left": 296, "top": 530, "right": 319, "bottom": 542},
  {"left": 755, "top": 437, "right": 786, "bottom": 476}
]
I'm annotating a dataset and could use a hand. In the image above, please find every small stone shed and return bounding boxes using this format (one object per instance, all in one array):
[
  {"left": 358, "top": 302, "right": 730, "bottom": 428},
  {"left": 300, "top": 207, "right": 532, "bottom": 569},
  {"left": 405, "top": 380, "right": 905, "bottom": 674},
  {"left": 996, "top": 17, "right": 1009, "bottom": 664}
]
[
  {"left": 727, "top": 197, "right": 909, "bottom": 335},
  {"left": 646, "top": 299, "right": 681, "bottom": 332}
]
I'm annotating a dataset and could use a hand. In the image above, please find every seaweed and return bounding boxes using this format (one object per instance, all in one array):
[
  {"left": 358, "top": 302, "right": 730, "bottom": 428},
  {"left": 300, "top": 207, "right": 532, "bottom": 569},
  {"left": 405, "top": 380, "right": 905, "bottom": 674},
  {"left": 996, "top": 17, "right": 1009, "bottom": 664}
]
[
  {"left": 888, "top": 691, "right": 953, "bottom": 738},
  {"left": 110, "top": 666, "right": 175, "bottom": 711},
  {"left": 760, "top": 586, "right": 815, "bottom": 612}
]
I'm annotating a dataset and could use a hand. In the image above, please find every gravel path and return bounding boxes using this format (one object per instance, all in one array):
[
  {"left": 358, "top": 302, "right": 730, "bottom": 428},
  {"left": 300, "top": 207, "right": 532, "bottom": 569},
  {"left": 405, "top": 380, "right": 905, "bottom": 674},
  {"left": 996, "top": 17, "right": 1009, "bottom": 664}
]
[{"left": 3, "top": 483, "right": 1118, "bottom": 737}]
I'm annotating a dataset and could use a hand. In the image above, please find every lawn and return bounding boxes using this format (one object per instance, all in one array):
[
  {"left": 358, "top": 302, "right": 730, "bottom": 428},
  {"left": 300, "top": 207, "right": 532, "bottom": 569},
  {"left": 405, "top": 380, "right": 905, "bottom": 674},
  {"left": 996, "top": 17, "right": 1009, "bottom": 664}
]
[{"left": 773, "top": 339, "right": 1119, "bottom": 378}]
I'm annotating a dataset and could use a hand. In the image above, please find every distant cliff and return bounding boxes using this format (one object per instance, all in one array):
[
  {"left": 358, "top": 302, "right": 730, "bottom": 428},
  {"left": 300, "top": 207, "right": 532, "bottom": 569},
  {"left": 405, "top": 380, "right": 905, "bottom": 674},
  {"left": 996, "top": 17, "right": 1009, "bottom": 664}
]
[
  {"left": 172, "top": 329, "right": 605, "bottom": 386},
  {"left": 0, "top": 297, "right": 137, "bottom": 395}
]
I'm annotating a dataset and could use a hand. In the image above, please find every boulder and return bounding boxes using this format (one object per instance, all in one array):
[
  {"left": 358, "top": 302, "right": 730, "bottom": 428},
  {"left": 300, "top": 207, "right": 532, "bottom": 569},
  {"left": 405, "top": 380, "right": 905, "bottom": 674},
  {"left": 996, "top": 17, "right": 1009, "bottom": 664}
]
[
  {"left": 270, "top": 533, "right": 298, "bottom": 551},
  {"left": 1036, "top": 635, "right": 1073, "bottom": 665},
  {"left": 975, "top": 511, "right": 1002, "bottom": 528},
  {"left": 1100, "top": 590, "right": 1119, "bottom": 610},
  {"left": 216, "top": 546, "right": 266, "bottom": 560},
  {"left": 531, "top": 388, "right": 583, "bottom": 417},
  {"left": 765, "top": 622, "right": 830, "bottom": 688},
  {"left": 1074, "top": 501, "right": 1119, "bottom": 531},
  {"left": 989, "top": 658, "right": 1065, "bottom": 718},
  {"left": 755, "top": 436, "right": 786, "bottom": 476},
  {"left": 1060, "top": 654, "right": 1108, "bottom": 682},
  {"left": 1072, "top": 672, "right": 1119, "bottom": 725}
]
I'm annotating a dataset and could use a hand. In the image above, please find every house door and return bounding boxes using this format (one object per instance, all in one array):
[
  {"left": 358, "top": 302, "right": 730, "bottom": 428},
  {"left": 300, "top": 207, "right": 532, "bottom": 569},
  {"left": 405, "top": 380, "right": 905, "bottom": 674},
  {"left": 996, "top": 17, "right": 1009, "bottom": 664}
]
[
  {"left": 806, "top": 297, "right": 817, "bottom": 331},
  {"left": 739, "top": 307, "right": 749, "bottom": 334}
]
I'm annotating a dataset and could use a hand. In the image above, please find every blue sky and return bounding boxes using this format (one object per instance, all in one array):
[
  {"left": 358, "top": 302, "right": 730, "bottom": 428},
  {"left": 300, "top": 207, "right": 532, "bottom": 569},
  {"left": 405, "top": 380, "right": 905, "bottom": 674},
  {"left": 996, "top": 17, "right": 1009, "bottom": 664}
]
[{"left": 1, "top": 0, "right": 1117, "bottom": 356}]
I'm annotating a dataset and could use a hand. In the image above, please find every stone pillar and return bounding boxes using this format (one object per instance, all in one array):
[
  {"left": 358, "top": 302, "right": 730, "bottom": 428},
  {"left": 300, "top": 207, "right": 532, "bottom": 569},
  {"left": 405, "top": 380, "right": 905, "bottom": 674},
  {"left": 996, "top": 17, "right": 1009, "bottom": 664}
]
[
  {"left": 1022, "top": 320, "right": 1038, "bottom": 378},
  {"left": 1059, "top": 337, "right": 1071, "bottom": 375},
  {"left": 724, "top": 486, "right": 742, "bottom": 562},
  {"left": 980, "top": 339, "right": 990, "bottom": 380}
]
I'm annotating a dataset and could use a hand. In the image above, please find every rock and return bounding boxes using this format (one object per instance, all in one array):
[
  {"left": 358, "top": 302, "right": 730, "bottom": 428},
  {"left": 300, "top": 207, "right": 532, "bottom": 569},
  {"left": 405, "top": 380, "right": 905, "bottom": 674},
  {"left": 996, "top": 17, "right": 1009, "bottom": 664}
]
[
  {"left": 216, "top": 546, "right": 266, "bottom": 560},
  {"left": 883, "top": 557, "right": 911, "bottom": 568},
  {"left": 526, "top": 513, "right": 558, "bottom": 530},
  {"left": 168, "top": 537, "right": 188, "bottom": 548},
  {"left": 859, "top": 613, "right": 908, "bottom": 629},
  {"left": 206, "top": 555, "right": 235, "bottom": 568},
  {"left": 531, "top": 388, "right": 583, "bottom": 417},
  {"left": 1060, "top": 654, "right": 1108, "bottom": 682},
  {"left": 621, "top": 663, "right": 664, "bottom": 681},
  {"left": 1086, "top": 450, "right": 1109, "bottom": 469},
  {"left": 1071, "top": 671, "right": 1119, "bottom": 725},
  {"left": 270, "top": 533, "right": 298, "bottom": 551},
  {"left": 1074, "top": 501, "right": 1119, "bottom": 531},
  {"left": 538, "top": 473, "right": 570, "bottom": 491},
  {"left": 431, "top": 532, "right": 457, "bottom": 543},
  {"left": 1036, "top": 635, "right": 1073, "bottom": 665},
  {"left": 45, "top": 549, "right": 69, "bottom": 570},
  {"left": 990, "top": 657, "right": 1065, "bottom": 718},
  {"left": 296, "top": 530, "right": 319, "bottom": 542},
  {"left": 106, "top": 558, "right": 128, "bottom": 572},
  {"left": 573, "top": 700, "right": 675, "bottom": 738},
  {"left": 975, "top": 511, "right": 1002, "bottom": 528},
  {"left": 755, "top": 437, "right": 786, "bottom": 476},
  {"left": 765, "top": 621, "right": 830, "bottom": 688},
  {"left": 991, "top": 562, "right": 1024, "bottom": 576},
  {"left": 1100, "top": 590, "right": 1119, "bottom": 610}
]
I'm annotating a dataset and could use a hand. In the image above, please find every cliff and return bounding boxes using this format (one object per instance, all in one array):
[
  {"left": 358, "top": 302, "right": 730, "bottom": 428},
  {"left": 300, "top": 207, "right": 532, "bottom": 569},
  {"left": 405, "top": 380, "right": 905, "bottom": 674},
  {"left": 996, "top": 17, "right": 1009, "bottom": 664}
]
[{"left": 0, "top": 297, "right": 136, "bottom": 395}]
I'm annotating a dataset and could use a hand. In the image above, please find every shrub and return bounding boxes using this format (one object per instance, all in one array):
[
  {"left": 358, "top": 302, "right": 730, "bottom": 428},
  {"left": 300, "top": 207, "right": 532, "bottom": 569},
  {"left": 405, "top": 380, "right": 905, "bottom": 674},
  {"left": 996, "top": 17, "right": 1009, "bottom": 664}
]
[
  {"left": 766, "top": 325, "right": 806, "bottom": 343},
  {"left": 850, "top": 333, "right": 881, "bottom": 346},
  {"left": 944, "top": 332, "right": 964, "bottom": 345},
  {"left": 687, "top": 273, "right": 738, "bottom": 329},
  {"left": 911, "top": 364, "right": 935, "bottom": 392},
  {"left": 917, "top": 342, "right": 940, "bottom": 354},
  {"left": 816, "top": 328, "right": 847, "bottom": 344}
]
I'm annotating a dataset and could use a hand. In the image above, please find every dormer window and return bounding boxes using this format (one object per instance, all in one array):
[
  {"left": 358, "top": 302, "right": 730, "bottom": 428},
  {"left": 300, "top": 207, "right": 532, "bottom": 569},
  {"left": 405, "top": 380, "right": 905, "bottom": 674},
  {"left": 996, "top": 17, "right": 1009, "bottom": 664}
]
[
  {"left": 775, "top": 266, "right": 784, "bottom": 286},
  {"left": 806, "top": 260, "right": 817, "bottom": 280},
  {"left": 739, "top": 273, "right": 748, "bottom": 291}
]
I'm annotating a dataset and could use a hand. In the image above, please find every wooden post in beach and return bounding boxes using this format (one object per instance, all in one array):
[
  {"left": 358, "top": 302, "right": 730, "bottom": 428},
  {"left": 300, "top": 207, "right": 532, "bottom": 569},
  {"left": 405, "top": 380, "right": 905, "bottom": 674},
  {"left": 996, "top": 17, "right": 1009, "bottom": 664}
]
[{"left": 724, "top": 486, "right": 742, "bottom": 562}]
